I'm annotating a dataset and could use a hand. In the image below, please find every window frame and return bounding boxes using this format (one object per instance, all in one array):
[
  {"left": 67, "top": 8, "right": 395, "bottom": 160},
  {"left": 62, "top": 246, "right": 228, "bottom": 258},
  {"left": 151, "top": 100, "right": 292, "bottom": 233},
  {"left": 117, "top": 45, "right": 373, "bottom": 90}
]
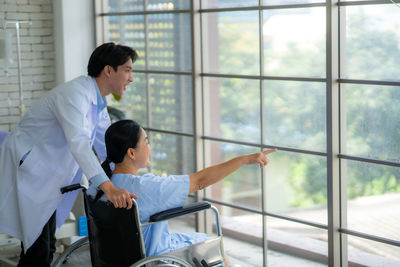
[{"left": 94, "top": 1, "right": 400, "bottom": 266}]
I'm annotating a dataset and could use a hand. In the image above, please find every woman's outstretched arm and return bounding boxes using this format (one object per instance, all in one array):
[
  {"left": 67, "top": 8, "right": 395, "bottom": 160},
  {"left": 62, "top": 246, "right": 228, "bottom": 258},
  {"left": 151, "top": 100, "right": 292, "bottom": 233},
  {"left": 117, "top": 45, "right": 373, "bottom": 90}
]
[{"left": 189, "top": 148, "right": 277, "bottom": 193}]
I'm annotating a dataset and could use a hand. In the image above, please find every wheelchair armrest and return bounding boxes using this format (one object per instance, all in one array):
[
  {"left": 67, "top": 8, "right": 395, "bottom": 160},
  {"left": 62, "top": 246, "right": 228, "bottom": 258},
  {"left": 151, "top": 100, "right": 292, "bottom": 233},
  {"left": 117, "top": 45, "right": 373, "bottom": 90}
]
[{"left": 149, "top": 201, "right": 211, "bottom": 222}]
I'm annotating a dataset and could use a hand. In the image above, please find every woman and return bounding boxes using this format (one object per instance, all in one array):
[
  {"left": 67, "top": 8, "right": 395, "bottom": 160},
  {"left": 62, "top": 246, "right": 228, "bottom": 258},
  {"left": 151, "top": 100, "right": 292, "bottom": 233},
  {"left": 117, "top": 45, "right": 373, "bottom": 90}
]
[{"left": 87, "top": 119, "right": 277, "bottom": 266}]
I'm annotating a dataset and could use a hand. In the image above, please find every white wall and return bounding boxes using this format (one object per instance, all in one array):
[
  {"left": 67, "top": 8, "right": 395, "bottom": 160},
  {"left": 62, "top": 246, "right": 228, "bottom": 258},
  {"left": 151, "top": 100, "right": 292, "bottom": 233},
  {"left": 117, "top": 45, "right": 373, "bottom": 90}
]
[{"left": 53, "top": 0, "right": 95, "bottom": 84}]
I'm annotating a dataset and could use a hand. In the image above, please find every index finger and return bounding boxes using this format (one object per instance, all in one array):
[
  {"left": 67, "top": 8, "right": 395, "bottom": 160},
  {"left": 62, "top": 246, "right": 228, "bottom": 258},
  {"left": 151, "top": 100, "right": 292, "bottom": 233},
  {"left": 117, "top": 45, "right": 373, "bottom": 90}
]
[
  {"left": 130, "top": 193, "right": 139, "bottom": 199},
  {"left": 126, "top": 197, "right": 133, "bottom": 210},
  {"left": 263, "top": 148, "right": 278, "bottom": 155}
]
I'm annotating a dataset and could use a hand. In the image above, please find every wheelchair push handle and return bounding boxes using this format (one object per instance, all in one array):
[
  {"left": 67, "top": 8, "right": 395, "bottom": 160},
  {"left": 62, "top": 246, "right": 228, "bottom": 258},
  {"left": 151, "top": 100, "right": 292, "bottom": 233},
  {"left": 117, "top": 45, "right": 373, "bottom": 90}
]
[{"left": 60, "top": 183, "right": 85, "bottom": 194}]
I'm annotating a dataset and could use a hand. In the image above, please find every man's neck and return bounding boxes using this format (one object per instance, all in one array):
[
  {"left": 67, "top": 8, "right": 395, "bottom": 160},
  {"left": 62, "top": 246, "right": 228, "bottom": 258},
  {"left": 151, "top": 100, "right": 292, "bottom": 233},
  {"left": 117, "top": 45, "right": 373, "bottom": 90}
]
[{"left": 95, "top": 76, "right": 108, "bottom": 97}]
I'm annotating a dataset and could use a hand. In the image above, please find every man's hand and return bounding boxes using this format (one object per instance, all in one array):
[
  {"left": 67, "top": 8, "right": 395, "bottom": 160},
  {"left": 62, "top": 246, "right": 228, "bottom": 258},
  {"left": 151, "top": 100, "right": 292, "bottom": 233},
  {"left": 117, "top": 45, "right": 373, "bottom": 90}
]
[{"left": 98, "top": 180, "right": 138, "bottom": 210}]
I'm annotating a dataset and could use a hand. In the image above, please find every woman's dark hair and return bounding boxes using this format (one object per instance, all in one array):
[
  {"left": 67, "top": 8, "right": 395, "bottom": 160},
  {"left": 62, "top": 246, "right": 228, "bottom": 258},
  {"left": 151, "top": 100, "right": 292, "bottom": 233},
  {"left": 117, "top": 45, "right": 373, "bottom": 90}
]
[
  {"left": 87, "top": 42, "right": 138, "bottom": 77},
  {"left": 101, "top": 119, "right": 142, "bottom": 178},
  {"left": 95, "top": 120, "right": 142, "bottom": 202}
]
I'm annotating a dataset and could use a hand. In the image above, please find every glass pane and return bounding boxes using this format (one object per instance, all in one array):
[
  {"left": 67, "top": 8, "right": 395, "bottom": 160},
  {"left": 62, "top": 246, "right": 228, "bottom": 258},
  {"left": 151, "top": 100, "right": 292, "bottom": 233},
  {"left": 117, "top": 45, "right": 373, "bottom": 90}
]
[
  {"left": 202, "top": 11, "right": 259, "bottom": 75},
  {"left": 107, "top": 15, "right": 146, "bottom": 70},
  {"left": 147, "top": 0, "right": 190, "bottom": 10},
  {"left": 264, "top": 80, "right": 326, "bottom": 152},
  {"left": 342, "top": 4, "right": 400, "bottom": 80},
  {"left": 149, "top": 74, "right": 193, "bottom": 133},
  {"left": 263, "top": 8, "right": 325, "bottom": 78},
  {"left": 149, "top": 132, "right": 195, "bottom": 175},
  {"left": 108, "top": 73, "right": 147, "bottom": 127},
  {"left": 203, "top": 77, "right": 261, "bottom": 143},
  {"left": 266, "top": 150, "right": 327, "bottom": 224},
  {"left": 202, "top": 0, "right": 258, "bottom": 8},
  {"left": 347, "top": 235, "right": 400, "bottom": 265},
  {"left": 106, "top": 0, "right": 144, "bottom": 12},
  {"left": 267, "top": 218, "right": 328, "bottom": 266},
  {"left": 346, "top": 160, "right": 400, "bottom": 241},
  {"left": 212, "top": 207, "right": 264, "bottom": 266},
  {"left": 205, "top": 141, "right": 262, "bottom": 210},
  {"left": 343, "top": 84, "right": 400, "bottom": 162},
  {"left": 263, "top": 0, "right": 325, "bottom": 4},
  {"left": 148, "top": 13, "right": 192, "bottom": 72},
  {"left": 169, "top": 212, "right": 196, "bottom": 233}
]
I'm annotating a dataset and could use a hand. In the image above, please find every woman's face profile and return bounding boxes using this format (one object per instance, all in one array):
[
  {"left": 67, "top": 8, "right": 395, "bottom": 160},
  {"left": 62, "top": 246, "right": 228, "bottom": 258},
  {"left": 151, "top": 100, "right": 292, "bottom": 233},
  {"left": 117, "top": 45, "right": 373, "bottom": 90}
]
[{"left": 133, "top": 128, "right": 152, "bottom": 168}]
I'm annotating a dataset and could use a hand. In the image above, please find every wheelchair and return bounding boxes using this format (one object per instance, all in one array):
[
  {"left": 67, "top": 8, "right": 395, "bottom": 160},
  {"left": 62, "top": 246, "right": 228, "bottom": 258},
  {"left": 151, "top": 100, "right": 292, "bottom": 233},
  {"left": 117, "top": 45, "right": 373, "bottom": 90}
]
[{"left": 52, "top": 184, "right": 226, "bottom": 267}]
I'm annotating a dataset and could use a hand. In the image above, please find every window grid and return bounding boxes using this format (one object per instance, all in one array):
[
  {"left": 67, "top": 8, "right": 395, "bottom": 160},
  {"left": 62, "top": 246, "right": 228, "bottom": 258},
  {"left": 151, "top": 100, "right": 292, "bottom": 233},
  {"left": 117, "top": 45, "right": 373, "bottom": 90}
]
[{"left": 95, "top": 0, "right": 400, "bottom": 266}]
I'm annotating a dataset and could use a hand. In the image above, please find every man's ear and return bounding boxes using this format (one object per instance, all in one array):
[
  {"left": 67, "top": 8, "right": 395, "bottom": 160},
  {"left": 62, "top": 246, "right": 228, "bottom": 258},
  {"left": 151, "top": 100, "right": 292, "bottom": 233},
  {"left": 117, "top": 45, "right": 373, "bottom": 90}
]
[{"left": 103, "top": 65, "right": 112, "bottom": 78}]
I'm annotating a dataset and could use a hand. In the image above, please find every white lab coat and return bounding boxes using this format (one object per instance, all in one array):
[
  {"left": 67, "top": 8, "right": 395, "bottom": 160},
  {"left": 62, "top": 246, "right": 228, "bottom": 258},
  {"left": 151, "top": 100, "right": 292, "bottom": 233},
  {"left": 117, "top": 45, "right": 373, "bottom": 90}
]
[{"left": 0, "top": 76, "right": 110, "bottom": 251}]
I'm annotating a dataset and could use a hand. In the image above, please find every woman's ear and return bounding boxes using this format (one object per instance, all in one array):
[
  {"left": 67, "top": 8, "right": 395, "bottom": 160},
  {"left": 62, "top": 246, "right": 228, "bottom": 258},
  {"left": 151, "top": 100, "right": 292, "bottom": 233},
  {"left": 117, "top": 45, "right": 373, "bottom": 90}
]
[{"left": 127, "top": 148, "right": 135, "bottom": 160}]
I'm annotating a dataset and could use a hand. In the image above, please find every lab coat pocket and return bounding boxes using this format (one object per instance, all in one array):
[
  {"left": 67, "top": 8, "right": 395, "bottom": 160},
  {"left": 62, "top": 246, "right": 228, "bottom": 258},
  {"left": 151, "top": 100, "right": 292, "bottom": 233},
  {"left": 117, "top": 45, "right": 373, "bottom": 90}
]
[{"left": 17, "top": 148, "right": 62, "bottom": 204}]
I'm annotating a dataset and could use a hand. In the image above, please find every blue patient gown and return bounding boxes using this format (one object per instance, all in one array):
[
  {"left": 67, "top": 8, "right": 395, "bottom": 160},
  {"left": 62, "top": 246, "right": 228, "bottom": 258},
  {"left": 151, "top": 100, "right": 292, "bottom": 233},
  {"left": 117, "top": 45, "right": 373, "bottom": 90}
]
[{"left": 87, "top": 173, "right": 207, "bottom": 256}]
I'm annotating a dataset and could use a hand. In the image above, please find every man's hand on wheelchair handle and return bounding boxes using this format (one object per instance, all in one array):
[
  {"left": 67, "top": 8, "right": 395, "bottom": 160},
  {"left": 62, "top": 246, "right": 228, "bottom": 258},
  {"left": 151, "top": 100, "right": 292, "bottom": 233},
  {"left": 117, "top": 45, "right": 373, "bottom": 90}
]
[{"left": 99, "top": 180, "right": 138, "bottom": 209}]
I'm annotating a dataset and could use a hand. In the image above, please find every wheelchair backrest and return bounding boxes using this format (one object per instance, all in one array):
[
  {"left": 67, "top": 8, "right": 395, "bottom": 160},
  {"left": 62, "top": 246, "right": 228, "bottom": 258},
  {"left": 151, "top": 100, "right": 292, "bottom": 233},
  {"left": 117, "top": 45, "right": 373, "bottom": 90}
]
[{"left": 83, "top": 192, "right": 145, "bottom": 267}]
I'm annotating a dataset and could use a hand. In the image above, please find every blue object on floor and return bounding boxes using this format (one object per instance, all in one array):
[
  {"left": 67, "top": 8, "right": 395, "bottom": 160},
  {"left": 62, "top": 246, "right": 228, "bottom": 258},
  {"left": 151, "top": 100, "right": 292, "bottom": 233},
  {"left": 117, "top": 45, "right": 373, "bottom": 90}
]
[{"left": 78, "top": 216, "right": 88, "bottom": 236}]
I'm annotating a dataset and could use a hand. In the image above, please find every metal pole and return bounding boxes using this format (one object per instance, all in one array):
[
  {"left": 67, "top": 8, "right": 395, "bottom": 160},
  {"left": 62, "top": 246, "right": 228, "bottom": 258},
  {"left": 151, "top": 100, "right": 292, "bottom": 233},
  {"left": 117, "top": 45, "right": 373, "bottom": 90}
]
[
  {"left": 4, "top": 21, "right": 32, "bottom": 118},
  {"left": 15, "top": 22, "right": 24, "bottom": 117}
]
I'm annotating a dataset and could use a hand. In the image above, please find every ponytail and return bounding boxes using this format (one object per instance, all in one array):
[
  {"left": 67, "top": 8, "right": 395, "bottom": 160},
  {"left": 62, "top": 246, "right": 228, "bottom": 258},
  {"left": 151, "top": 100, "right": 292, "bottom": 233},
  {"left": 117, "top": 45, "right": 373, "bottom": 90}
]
[
  {"left": 95, "top": 158, "right": 112, "bottom": 202},
  {"left": 101, "top": 158, "right": 113, "bottom": 178}
]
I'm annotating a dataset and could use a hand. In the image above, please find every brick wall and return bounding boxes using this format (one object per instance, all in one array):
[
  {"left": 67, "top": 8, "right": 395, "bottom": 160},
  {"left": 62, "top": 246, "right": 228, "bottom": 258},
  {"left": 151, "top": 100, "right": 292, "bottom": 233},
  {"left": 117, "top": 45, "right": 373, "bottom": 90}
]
[{"left": 0, "top": 0, "right": 55, "bottom": 131}]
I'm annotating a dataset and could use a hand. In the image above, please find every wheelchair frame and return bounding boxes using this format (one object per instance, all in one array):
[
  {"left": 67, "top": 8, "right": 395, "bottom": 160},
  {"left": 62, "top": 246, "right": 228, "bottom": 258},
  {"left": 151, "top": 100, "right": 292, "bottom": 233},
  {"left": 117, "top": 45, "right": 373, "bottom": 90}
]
[{"left": 52, "top": 184, "right": 226, "bottom": 267}]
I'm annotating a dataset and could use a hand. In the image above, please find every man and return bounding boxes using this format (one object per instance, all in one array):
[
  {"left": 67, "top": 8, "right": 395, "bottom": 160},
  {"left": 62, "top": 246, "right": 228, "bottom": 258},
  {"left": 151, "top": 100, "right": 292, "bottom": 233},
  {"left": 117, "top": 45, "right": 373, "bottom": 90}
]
[{"left": 0, "top": 42, "right": 138, "bottom": 266}]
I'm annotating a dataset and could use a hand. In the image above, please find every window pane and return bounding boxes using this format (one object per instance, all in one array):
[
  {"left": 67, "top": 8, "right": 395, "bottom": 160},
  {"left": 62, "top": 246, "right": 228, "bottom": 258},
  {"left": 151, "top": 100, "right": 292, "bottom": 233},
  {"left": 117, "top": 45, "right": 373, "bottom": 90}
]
[
  {"left": 264, "top": 81, "right": 326, "bottom": 152},
  {"left": 266, "top": 151, "right": 327, "bottom": 224},
  {"left": 342, "top": 4, "right": 400, "bottom": 80},
  {"left": 202, "top": 11, "right": 260, "bottom": 75},
  {"left": 205, "top": 141, "right": 262, "bottom": 210},
  {"left": 149, "top": 132, "right": 195, "bottom": 175},
  {"left": 203, "top": 77, "right": 261, "bottom": 143},
  {"left": 344, "top": 84, "right": 400, "bottom": 162},
  {"left": 212, "top": 207, "right": 264, "bottom": 266},
  {"left": 345, "top": 160, "right": 400, "bottom": 241},
  {"left": 106, "top": 0, "right": 144, "bottom": 12},
  {"left": 263, "top": 0, "right": 326, "bottom": 4},
  {"left": 263, "top": 8, "right": 325, "bottom": 78},
  {"left": 107, "top": 15, "right": 146, "bottom": 70},
  {"left": 148, "top": 13, "right": 192, "bottom": 72},
  {"left": 147, "top": 0, "right": 190, "bottom": 10},
  {"left": 149, "top": 74, "right": 193, "bottom": 133},
  {"left": 106, "top": 14, "right": 191, "bottom": 72},
  {"left": 267, "top": 217, "right": 328, "bottom": 266},
  {"left": 109, "top": 73, "right": 148, "bottom": 127},
  {"left": 106, "top": 0, "right": 189, "bottom": 11},
  {"left": 347, "top": 235, "right": 400, "bottom": 265},
  {"left": 202, "top": 0, "right": 258, "bottom": 8}
]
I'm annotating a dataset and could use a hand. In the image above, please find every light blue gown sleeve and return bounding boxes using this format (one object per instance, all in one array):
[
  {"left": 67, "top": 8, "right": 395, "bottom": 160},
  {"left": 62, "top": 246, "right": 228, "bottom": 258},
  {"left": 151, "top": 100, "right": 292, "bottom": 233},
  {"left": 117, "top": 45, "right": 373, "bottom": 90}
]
[{"left": 133, "top": 174, "right": 207, "bottom": 256}]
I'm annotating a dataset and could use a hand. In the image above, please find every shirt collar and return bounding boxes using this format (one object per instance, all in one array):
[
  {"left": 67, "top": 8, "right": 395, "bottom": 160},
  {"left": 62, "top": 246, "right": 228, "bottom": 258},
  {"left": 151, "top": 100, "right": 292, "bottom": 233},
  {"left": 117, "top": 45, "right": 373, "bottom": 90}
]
[{"left": 92, "top": 77, "right": 107, "bottom": 114}]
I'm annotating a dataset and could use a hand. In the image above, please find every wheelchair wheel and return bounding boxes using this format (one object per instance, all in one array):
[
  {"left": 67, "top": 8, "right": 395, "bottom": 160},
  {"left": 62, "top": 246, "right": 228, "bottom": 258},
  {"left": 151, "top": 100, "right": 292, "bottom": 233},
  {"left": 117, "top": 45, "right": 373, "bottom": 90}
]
[
  {"left": 52, "top": 237, "right": 90, "bottom": 267},
  {"left": 131, "top": 254, "right": 192, "bottom": 267}
]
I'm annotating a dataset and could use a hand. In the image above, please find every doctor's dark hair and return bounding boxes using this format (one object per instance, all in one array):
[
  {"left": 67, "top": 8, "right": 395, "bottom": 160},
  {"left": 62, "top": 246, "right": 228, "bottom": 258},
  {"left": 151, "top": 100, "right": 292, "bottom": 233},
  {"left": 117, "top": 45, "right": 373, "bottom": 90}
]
[
  {"left": 101, "top": 119, "right": 142, "bottom": 178},
  {"left": 87, "top": 42, "right": 138, "bottom": 77}
]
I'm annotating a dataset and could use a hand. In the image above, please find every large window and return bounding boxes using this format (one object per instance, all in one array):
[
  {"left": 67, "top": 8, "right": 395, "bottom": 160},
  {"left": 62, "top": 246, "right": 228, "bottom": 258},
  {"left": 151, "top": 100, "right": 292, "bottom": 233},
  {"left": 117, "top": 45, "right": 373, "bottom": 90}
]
[{"left": 95, "top": 0, "right": 400, "bottom": 266}]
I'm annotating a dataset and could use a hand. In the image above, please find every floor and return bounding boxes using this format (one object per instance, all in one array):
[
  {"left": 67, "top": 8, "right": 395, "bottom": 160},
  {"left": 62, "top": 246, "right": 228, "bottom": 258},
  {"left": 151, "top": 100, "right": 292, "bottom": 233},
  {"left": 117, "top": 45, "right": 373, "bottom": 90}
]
[
  {"left": 2, "top": 193, "right": 400, "bottom": 266},
  {"left": 0, "top": 220, "right": 324, "bottom": 267}
]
